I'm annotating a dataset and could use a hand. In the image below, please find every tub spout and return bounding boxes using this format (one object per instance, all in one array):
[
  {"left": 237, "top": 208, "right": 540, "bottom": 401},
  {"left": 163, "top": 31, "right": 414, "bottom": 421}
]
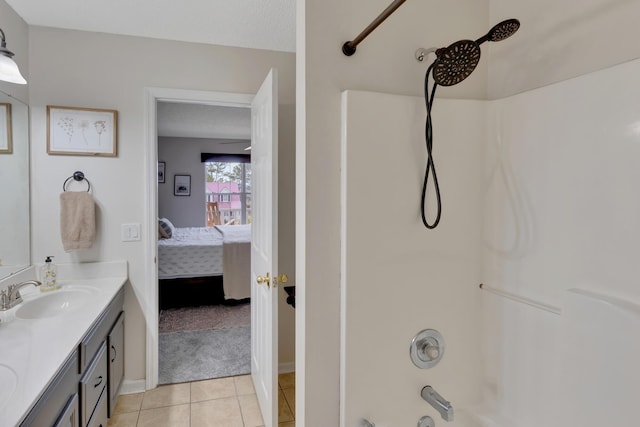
[{"left": 421, "top": 385, "right": 454, "bottom": 422}]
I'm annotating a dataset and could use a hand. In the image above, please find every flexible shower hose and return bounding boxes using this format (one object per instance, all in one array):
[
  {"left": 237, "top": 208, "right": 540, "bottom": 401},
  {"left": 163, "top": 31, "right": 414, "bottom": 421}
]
[{"left": 421, "top": 63, "right": 441, "bottom": 229}]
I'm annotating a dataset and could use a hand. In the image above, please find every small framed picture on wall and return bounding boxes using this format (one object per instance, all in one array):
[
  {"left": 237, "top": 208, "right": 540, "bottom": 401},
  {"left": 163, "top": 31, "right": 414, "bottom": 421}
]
[
  {"left": 46, "top": 105, "right": 118, "bottom": 156},
  {"left": 174, "top": 174, "right": 191, "bottom": 196},
  {"left": 158, "top": 162, "right": 166, "bottom": 183},
  {"left": 0, "top": 103, "right": 12, "bottom": 154}
]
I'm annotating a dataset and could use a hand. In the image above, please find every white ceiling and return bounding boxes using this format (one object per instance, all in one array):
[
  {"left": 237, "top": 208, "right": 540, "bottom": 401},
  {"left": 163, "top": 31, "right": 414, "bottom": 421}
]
[{"left": 6, "top": 0, "right": 296, "bottom": 52}]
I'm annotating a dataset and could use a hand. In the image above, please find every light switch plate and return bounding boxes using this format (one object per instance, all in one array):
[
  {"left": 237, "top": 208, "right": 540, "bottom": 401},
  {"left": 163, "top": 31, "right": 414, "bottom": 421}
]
[{"left": 121, "top": 223, "right": 141, "bottom": 242}]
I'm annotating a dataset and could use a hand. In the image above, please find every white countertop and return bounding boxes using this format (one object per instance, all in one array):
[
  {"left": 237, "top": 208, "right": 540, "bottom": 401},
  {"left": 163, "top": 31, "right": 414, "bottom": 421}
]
[{"left": 0, "top": 261, "right": 127, "bottom": 427}]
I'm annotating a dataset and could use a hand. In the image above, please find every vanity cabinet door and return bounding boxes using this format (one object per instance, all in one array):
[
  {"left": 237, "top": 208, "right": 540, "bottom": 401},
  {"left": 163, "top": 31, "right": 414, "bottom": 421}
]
[
  {"left": 20, "top": 352, "right": 79, "bottom": 427},
  {"left": 86, "top": 391, "right": 108, "bottom": 427},
  {"left": 53, "top": 394, "right": 79, "bottom": 427},
  {"left": 80, "top": 342, "right": 107, "bottom": 427},
  {"left": 107, "top": 311, "right": 124, "bottom": 416}
]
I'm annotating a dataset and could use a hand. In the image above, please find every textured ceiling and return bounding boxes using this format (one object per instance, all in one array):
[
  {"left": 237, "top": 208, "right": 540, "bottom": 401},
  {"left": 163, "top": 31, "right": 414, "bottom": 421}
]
[
  {"left": 157, "top": 102, "right": 251, "bottom": 141},
  {"left": 6, "top": 0, "right": 296, "bottom": 52}
]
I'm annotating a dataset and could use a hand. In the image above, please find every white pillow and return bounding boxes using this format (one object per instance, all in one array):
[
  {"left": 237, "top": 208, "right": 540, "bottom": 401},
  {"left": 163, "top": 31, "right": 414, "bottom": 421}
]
[{"left": 158, "top": 218, "right": 175, "bottom": 238}]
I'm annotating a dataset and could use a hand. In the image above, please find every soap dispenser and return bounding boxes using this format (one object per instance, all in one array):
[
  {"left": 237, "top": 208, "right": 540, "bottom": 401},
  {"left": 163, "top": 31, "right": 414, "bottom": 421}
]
[{"left": 40, "top": 256, "right": 59, "bottom": 292}]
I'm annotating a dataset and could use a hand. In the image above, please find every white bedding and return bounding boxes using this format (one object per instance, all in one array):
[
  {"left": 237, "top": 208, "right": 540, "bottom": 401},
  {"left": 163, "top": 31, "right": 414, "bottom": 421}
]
[
  {"left": 158, "top": 225, "right": 251, "bottom": 300},
  {"left": 157, "top": 227, "right": 224, "bottom": 279},
  {"left": 215, "top": 225, "right": 251, "bottom": 300}
]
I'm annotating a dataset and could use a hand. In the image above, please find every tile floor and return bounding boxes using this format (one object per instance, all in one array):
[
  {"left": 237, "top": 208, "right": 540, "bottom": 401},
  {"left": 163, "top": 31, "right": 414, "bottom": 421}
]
[{"left": 108, "top": 373, "right": 295, "bottom": 427}]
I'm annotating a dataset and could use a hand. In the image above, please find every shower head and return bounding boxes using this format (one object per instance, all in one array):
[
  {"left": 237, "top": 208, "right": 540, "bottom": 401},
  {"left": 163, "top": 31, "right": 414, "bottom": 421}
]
[
  {"left": 421, "top": 18, "right": 520, "bottom": 230},
  {"left": 476, "top": 18, "right": 520, "bottom": 45},
  {"left": 429, "top": 18, "right": 519, "bottom": 87},
  {"left": 431, "top": 39, "right": 481, "bottom": 87}
]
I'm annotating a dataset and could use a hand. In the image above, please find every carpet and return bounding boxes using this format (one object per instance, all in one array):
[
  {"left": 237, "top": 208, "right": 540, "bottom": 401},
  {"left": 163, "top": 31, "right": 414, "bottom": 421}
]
[
  {"left": 159, "top": 303, "right": 250, "bottom": 333},
  {"left": 159, "top": 326, "right": 251, "bottom": 384}
]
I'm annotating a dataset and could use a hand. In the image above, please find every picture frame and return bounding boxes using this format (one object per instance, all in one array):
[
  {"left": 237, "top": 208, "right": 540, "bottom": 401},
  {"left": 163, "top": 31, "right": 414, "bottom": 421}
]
[
  {"left": 47, "top": 105, "right": 118, "bottom": 156},
  {"left": 158, "top": 162, "right": 166, "bottom": 183},
  {"left": 0, "top": 103, "right": 12, "bottom": 154},
  {"left": 174, "top": 174, "right": 191, "bottom": 196}
]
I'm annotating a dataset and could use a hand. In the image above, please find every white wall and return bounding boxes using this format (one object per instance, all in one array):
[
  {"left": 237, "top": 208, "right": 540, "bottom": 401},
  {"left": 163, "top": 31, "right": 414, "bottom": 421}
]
[
  {"left": 27, "top": 26, "right": 296, "bottom": 382},
  {"left": 341, "top": 91, "right": 485, "bottom": 427},
  {"left": 301, "top": 1, "right": 640, "bottom": 424},
  {"left": 480, "top": 2, "right": 640, "bottom": 425},
  {"left": 298, "top": 0, "right": 489, "bottom": 425},
  {"left": 488, "top": 0, "right": 640, "bottom": 98},
  {"left": 479, "top": 33, "right": 640, "bottom": 427}
]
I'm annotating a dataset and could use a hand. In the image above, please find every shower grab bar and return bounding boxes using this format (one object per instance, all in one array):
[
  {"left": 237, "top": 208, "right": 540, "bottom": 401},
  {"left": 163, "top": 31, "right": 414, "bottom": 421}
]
[
  {"left": 342, "top": 0, "right": 408, "bottom": 56},
  {"left": 479, "top": 283, "right": 562, "bottom": 315}
]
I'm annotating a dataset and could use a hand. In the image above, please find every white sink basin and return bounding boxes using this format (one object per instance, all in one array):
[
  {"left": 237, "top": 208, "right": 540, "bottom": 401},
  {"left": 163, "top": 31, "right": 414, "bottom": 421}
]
[
  {"left": 0, "top": 364, "right": 17, "bottom": 410},
  {"left": 15, "top": 288, "right": 96, "bottom": 319}
]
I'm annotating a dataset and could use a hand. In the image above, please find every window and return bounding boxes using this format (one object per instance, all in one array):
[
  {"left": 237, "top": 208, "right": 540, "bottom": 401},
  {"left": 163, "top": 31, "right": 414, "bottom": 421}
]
[{"left": 204, "top": 159, "right": 251, "bottom": 225}]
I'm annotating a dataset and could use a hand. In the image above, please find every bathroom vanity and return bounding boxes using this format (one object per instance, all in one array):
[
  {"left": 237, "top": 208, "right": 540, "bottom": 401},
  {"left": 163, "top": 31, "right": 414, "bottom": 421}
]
[{"left": 0, "top": 262, "right": 127, "bottom": 427}]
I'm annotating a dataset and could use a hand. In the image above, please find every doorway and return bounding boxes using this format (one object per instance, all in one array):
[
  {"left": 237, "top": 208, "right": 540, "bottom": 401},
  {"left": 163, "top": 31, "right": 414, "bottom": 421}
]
[
  {"left": 156, "top": 101, "right": 253, "bottom": 384},
  {"left": 144, "top": 79, "right": 295, "bottom": 427},
  {"left": 144, "top": 87, "right": 255, "bottom": 391}
]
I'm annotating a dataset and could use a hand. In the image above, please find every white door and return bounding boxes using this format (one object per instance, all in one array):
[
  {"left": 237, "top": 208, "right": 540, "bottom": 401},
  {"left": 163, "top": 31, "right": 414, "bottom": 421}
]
[{"left": 251, "top": 68, "right": 279, "bottom": 427}]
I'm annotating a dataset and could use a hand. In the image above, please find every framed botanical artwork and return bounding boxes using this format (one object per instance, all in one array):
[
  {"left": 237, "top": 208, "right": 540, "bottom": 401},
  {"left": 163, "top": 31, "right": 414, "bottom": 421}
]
[
  {"left": 0, "top": 103, "right": 12, "bottom": 154},
  {"left": 47, "top": 105, "right": 118, "bottom": 156},
  {"left": 158, "top": 162, "right": 166, "bottom": 183},
  {"left": 174, "top": 175, "right": 191, "bottom": 196}
]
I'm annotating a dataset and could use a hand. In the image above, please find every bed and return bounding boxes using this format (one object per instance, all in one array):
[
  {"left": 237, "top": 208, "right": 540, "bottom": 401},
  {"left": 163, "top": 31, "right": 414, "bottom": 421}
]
[{"left": 157, "top": 219, "right": 251, "bottom": 306}]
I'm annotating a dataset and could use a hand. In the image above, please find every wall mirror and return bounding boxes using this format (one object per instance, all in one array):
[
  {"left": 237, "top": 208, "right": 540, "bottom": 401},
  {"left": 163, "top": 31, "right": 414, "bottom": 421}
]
[{"left": 0, "top": 90, "right": 30, "bottom": 280}]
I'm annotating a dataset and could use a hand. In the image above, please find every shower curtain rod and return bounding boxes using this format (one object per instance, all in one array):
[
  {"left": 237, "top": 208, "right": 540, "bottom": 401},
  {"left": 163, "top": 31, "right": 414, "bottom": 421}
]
[{"left": 342, "top": 0, "right": 408, "bottom": 56}]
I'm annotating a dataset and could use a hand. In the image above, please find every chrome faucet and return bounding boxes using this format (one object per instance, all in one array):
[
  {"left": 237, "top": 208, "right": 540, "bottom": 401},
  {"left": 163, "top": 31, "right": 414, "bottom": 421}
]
[
  {"left": 0, "top": 280, "right": 42, "bottom": 311},
  {"left": 421, "top": 385, "right": 454, "bottom": 422}
]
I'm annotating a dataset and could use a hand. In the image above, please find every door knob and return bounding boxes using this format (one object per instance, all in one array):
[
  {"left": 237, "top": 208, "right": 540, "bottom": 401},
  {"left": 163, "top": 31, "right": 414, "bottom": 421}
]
[
  {"left": 274, "top": 274, "right": 289, "bottom": 285},
  {"left": 257, "top": 272, "right": 272, "bottom": 287}
]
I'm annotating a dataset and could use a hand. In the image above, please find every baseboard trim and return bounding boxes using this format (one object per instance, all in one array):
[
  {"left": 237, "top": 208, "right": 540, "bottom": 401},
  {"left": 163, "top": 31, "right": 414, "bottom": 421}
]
[
  {"left": 279, "top": 362, "right": 295, "bottom": 374},
  {"left": 120, "top": 379, "right": 147, "bottom": 394},
  {"left": 120, "top": 365, "right": 293, "bottom": 394}
]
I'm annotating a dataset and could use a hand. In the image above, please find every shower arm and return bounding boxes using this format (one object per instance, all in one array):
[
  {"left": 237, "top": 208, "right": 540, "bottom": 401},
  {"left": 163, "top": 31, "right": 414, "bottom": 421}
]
[{"left": 342, "top": 0, "right": 408, "bottom": 56}]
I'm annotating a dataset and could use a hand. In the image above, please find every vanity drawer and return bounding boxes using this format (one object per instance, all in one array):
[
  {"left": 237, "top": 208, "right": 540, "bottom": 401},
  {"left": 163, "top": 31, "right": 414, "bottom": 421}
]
[{"left": 80, "top": 342, "right": 107, "bottom": 426}]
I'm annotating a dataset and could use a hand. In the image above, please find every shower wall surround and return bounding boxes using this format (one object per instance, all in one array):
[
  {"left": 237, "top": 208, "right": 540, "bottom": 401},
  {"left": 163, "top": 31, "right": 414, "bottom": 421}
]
[
  {"left": 479, "top": 56, "right": 640, "bottom": 426},
  {"left": 341, "top": 57, "right": 640, "bottom": 426},
  {"left": 341, "top": 91, "right": 486, "bottom": 427}
]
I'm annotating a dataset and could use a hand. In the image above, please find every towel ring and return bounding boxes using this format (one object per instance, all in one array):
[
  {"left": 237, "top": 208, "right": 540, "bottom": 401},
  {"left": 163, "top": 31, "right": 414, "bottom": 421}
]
[{"left": 63, "top": 171, "right": 91, "bottom": 192}]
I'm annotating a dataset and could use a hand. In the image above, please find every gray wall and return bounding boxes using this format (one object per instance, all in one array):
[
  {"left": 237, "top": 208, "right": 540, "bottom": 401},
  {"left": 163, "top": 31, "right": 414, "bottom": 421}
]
[{"left": 158, "top": 137, "right": 250, "bottom": 228}]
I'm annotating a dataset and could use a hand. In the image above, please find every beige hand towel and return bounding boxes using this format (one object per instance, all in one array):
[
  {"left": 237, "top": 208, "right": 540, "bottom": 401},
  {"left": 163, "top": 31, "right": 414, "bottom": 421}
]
[{"left": 60, "top": 192, "right": 96, "bottom": 251}]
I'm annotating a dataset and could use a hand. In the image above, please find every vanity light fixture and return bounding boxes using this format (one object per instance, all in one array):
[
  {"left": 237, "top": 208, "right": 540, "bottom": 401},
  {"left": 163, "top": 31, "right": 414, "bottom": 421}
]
[{"left": 0, "top": 28, "right": 27, "bottom": 85}]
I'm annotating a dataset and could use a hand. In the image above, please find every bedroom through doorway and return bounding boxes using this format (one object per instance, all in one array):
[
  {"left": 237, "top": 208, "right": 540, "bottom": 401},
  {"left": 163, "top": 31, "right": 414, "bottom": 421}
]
[{"left": 156, "top": 101, "right": 253, "bottom": 385}]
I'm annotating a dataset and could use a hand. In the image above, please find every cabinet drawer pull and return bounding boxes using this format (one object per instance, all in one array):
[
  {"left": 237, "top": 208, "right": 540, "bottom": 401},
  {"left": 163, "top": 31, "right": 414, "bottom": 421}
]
[
  {"left": 94, "top": 375, "right": 103, "bottom": 388},
  {"left": 111, "top": 345, "right": 117, "bottom": 363}
]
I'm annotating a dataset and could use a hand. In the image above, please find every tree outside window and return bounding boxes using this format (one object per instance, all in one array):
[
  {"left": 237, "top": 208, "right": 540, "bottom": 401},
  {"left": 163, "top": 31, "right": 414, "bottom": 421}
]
[{"left": 205, "top": 161, "right": 251, "bottom": 225}]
